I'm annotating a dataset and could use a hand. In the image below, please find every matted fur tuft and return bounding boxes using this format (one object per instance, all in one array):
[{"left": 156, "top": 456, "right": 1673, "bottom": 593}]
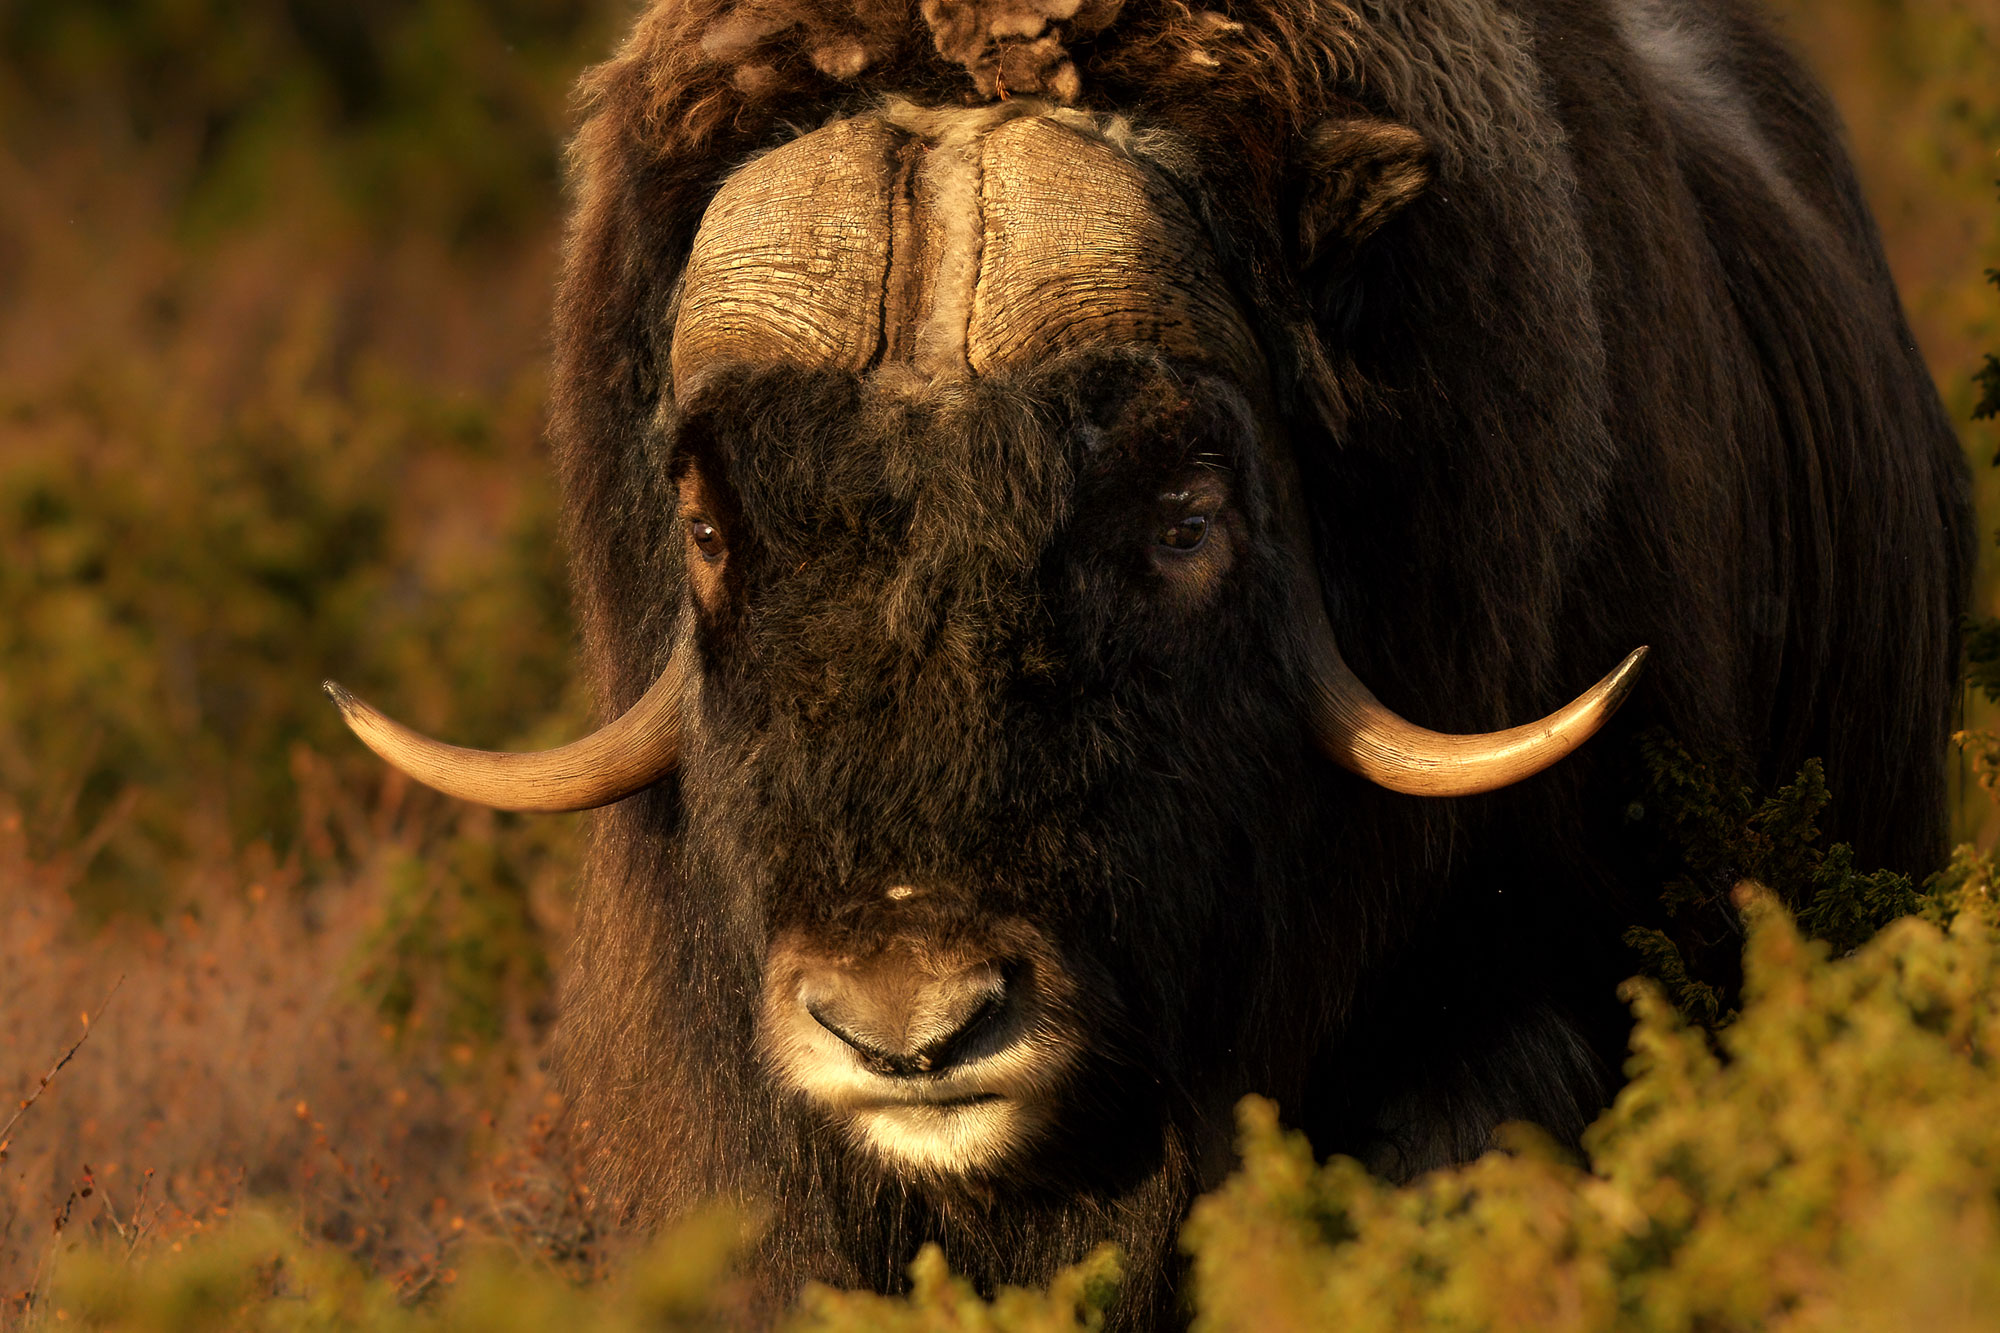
[{"left": 919, "top": 0, "right": 1123, "bottom": 101}]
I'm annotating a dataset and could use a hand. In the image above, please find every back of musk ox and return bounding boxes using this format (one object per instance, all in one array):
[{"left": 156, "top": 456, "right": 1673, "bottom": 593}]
[{"left": 326, "top": 0, "right": 1972, "bottom": 1323}]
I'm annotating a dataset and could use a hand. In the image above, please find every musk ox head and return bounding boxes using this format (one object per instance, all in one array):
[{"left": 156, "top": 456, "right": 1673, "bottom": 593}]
[{"left": 325, "top": 101, "right": 1640, "bottom": 1184}]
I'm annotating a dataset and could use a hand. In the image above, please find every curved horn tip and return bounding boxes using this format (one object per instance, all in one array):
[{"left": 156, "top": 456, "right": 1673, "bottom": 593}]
[
  {"left": 1603, "top": 646, "right": 1651, "bottom": 706},
  {"left": 1308, "top": 639, "right": 1654, "bottom": 800},
  {"left": 323, "top": 680, "right": 377, "bottom": 729},
  {"left": 315, "top": 662, "right": 685, "bottom": 813}
]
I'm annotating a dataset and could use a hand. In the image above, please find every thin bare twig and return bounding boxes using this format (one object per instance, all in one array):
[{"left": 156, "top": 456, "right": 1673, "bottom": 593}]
[
  {"left": 96, "top": 1182, "right": 129, "bottom": 1242},
  {"left": 0, "top": 975, "right": 125, "bottom": 1166},
  {"left": 95, "top": 1164, "right": 151, "bottom": 1251},
  {"left": 124, "top": 1166, "right": 157, "bottom": 1259}
]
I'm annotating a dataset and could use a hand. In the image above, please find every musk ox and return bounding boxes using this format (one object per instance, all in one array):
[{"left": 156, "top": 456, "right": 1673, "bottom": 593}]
[{"left": 327, "top": 0, "right": 1971, "bottom": 1323}]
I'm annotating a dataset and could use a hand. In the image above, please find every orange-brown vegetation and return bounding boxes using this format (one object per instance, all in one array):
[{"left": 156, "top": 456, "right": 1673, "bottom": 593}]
[
  {"left": 1, "top": 788, "right": 604, "bottom": 1313},
  {"left": 0, "top": 2, "right": 618, "bottom": 1310}
]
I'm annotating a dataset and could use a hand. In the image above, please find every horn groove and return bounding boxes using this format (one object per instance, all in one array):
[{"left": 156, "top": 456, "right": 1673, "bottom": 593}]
[
  {"left": 1306, "top": 610, "right": 1646, "bottom": 798},
  {"left": 323, "top": 650, "right": 686, "bottom": 813}
]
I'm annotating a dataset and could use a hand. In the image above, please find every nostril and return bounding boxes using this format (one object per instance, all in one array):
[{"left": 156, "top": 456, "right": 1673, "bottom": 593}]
[
  {"left": 801, "top": 961, "right": 1012, "bottom": 1078},
  {"left": 806, "top": 1002, "right": 903, "bottom": 1071},
  {"left": 916, "top": 986, "right": 1006, "bottom": 1070}
]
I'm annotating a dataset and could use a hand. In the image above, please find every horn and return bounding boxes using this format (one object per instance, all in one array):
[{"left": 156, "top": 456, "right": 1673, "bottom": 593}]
[
  {"left": 322, "top": 648, "right": 687, "bottom": 813},
  {"left": 1305, "top": 602, "right": 1646, "bottom": 798}
]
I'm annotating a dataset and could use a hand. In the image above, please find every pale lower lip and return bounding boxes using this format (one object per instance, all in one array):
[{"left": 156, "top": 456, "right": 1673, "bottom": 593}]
[{"left": 855, "top": 1092, "right": 1003, "bottom": 1111}]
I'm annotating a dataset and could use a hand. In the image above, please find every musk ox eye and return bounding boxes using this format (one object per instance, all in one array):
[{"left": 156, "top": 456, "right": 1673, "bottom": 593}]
[
  {"left": 1156, "top": 502, "right": 1211, "bottom": 554},
  {"left": 1159, "top": 515, "right": 1209, "bottom": 551},
  {"left": 688, "top": 518, "right": 724, "bottom": 562}
]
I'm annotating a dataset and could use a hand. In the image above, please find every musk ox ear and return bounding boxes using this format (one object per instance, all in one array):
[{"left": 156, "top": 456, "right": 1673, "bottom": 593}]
[{"left": 1295, "top": 117, "right": 1432, "bottom": 276}]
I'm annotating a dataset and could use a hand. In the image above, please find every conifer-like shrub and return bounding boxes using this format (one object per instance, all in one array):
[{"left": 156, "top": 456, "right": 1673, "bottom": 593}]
[
  {"left": 1621, "top": 734, "right": 1928, "bottom": 1028},
  {"left": 1185, "top": 884, "right": 2000, "bottom": 1333}
]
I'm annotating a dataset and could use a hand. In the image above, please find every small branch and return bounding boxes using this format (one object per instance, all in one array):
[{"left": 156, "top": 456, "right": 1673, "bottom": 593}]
[
  {"left": 100, "top": 1166, "right": 159, "bottom": 1251},
  {"left": 97, "top": 1180, "right": 129, "bottom": 1242},
  {"left": 124, "top": 1167, "right": 157, "bottom": 1259},
  {"left": 0, "top": 975, "right": 125, "bottom": 1166}
]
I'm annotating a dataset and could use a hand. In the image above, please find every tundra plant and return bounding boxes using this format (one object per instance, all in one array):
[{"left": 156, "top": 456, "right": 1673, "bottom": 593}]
[{"left": 1184, "top": 882, "right": 2000, "bottom": 1333}]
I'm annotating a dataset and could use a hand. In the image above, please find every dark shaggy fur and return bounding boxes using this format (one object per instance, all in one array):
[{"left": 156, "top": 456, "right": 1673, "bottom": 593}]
[{"left": 545, "top": 1, "right": 1970, "bottom": 1325}]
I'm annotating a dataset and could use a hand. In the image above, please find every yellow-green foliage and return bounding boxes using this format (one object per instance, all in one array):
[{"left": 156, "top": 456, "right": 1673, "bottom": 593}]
[
  {"left": 35, "top": 889, "right": 2000, "bottom": 1331},
  {"left": 48, "top": 1206, "right": 752, "bottom": 1333},
  {"left": 44, "top": 1208, "right": 1120, "bottom": 1331},
  {"left": 0, "top": 0, "right": 617, "bottom": 922},
  {"left": 1185, "top": 887, "right": 2000, "bottom": 1333},
  {"left": 793, "top": 1247, "right": 1122, "bottom": 1333}
]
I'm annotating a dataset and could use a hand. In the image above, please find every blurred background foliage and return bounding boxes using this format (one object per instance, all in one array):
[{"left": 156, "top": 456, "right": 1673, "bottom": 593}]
[
  {"left": 1, "top": 2, "right": 635, "bottom": 1300},
  {"left": 0, "top": 0, "right": 1996, "bottom": 1323},
  {"left": 0, "top": 0, "right": 626, "bottom": 923}
]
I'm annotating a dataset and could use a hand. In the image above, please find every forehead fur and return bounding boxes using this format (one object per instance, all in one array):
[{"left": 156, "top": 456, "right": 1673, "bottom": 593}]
[
  {"left": 667, "top": 355, "right": 1272, "bottom": 699},
  {"left": 673, "top": 353, "right": 1257, "bottom": 555}
]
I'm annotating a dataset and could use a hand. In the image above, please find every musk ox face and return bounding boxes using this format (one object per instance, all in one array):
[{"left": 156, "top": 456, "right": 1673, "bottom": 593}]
[
  {"left": 323, "top": 100, "right": 1641, "bottom": 1187},
  {"left": 666, "top": 356, "right": 1317, "bottom": 1177}
]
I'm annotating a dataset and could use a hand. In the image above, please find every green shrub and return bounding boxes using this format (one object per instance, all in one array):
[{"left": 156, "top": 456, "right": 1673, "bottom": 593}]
[
  {"left": 1621, "top": 736, "right": 1930, "bottom": 1028},
  {"left": 48, "top": 1206, "right": 752, "bottom": 1333},
  {"left": 1187, "top": 883, "right": 2000, "bottom": 1332},
  {"left": 0, "top": 0, "right": 617, "bottom": 922}
]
